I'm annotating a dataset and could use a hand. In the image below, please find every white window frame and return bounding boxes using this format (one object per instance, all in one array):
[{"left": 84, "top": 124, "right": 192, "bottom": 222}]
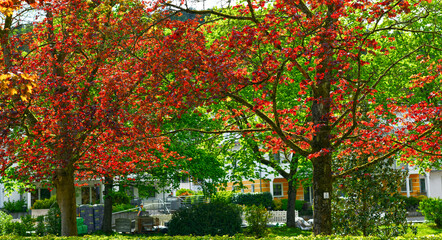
[
  {"left": 273, "top": 183, "right": 283, "bottom": 197},
  {"left": 401, "top": 179, "right": 413, "bottom": 192}
]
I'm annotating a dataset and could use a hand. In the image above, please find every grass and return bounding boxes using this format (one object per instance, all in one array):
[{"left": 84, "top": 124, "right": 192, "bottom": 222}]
[
  {"left": 268, "top": 226, "right": 312, "bottom": 237},
  {"left": 406, "top": 223, "right": 442, "bottom": 237}
]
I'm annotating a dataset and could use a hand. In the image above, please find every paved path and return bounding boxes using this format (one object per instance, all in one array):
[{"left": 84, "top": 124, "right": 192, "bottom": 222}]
[{"left": 407, "top": 216, "right": 425, "bottom": 223}]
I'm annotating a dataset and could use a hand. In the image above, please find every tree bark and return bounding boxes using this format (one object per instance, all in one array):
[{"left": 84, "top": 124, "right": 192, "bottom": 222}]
[
  {"left": 311, "top": 55, "right": 333, "bottom": 235},
  {"left": 312, "top": 157, "right": 332, "bottom": 235},
  {"left": 102, "top": 177, "right": 114, "bottom": 234},
  {"left": 0, "top": 15, "right": 12, "bottom": 70},
  {"left": 286, "top": 177, "right": 298, "bottom": 227},
  {"left": 53, "top": 167, "right": 78, "bottom": 236}
]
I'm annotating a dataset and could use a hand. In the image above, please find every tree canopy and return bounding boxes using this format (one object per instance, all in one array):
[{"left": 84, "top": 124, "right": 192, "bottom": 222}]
[{"left": 0, "top": 0, "right": 441, "bottom": 236}]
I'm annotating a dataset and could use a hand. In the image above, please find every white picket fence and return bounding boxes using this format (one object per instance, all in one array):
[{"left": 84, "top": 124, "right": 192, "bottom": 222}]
[
  {"left": 268, "top": 210, "right": 298, "bottom": 223},
  {"left": 242, "top": 210, "right": 298, "bottom": 225}
]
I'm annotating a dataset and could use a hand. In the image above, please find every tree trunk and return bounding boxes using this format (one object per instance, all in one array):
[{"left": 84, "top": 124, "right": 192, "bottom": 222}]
[
  {"left": 286, "top": 177, "right": 298, "bottom": 227},
  {"left": 312, "top": 157, "right": 333, "bottom": 235},
  {"left": 0, "top": 15, "right": 12, "bottom": 70},
  {"left": 102, "top": 177, "right": 114, "bottom": 233},
  {"left": 53, "top": 168, "right": 78, "bottom": 236}
]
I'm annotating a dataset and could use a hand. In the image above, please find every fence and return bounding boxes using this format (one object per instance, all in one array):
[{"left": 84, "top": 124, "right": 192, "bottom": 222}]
[{"left": 268, "top": 210, "right": 298, "bottom": 223}]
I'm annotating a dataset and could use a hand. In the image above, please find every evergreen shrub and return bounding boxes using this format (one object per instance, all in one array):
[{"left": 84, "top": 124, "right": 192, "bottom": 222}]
[
  {"left": 211, "top": 191, "right": 233, "bottom": 204},
  {"left": 3, "top": 199, "right": 27, "bottom": 213},
  {"left": 231, "top": 192, "right": 272, "bottom": 208},
  {"left": 46, "top": 206, "right": 61, "bottom": 235},
  {"left": 168, "top": 202, "right": 242, "bottom": 236},
  {"left": 279, "top": 199, "right": 306, "bottom": 211},
  {"left": 110, "top": 191, "right": 131, "bottom": 205},
  {"left": 419, "top": 197, "right": 442, "bottom": 227},
  {"left": 32, "top": 195, "right": 57, "bottom": 209},
  {"left": 244, "top": 205, "right": 271, "bottom": 237}
]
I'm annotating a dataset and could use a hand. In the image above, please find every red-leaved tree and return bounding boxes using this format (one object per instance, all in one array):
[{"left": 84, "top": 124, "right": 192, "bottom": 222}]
[
  {"left": 145, "top": 0, "right": 442, "bottom": 234},
  {"left": 0, "top": 0, "right": 182, "bottom": 236}
]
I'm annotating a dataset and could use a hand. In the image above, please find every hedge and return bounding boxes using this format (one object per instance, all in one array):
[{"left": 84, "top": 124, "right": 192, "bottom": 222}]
[
  {"left": 1, "top": 235, "right": 442, "bottom": 240},
  {"left": 231, "top": 192, "right": 273, "bottom": 208}
]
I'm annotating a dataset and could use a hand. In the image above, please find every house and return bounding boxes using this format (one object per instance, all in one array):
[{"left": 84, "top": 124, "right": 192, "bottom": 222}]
[
  {"left": 221, "top": 161, "right": 442, "bottom": 202},
  {"left": 0, "top": 179, "right": 106, "bottom": 210}
]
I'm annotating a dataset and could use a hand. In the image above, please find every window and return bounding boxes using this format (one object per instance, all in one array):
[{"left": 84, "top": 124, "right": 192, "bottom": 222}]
[
  {"left": 304, "top": 186, "right": 312, "bottom": 203},
  {"left": 420, "top": 178, "right": 426, "bottom": 194},
  {"left": 251, "top": 184, "right": 255, "bottom": 193},
  {"left": 31, "top": 188, "right": 52, "bottom": 205},
  {"left": 81, "top": 186, "right": 100, "bottom": 205},
  {"left": 40, "top": 188, "right": 51, "bottom": 200},
  {"left": 401, "top": 179, "right": 413, "bottom": 192},
  {"left": 273, "top": 183, "right": 283, "bottom": 197}
]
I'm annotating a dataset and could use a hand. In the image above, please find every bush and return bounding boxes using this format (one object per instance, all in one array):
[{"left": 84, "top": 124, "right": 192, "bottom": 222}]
[
  {"left": 35, "top": 216, "right": 45, "bottom": 236},
  {"left": 232, "top": 192, "right": 273, "bottom": 208},
  {"left": 112, "top": 203, "right": 135, "bottom": 212},
  {"left": 20, "top": 215, "right": 36, "bottom": 235},
  {"left": 176, "top": 188, "right": 195, "bottom": 196},
  {"left": 32, "top": 195, "right": 57, "bottom": 209},
  {"left": 168, "top": 202, "right": 242, "bottom": 236},
  {"left": 244, "top": 205, "right": 271, "bottom": 237},
  {"left": 3, "top": 199, "right": 27, "bottom": 213},
  {"left": 0, "top": 210, "right": 35, "bottom": 236},
  {"left": 272, "top": 199, "right": 283, "bottom": 210},
  {"left": 397, "top": 195, "right": 421, "bottom": 211},
  {"left": 332, "top": 158, "right": 411, "bottom": 238},
  {"left": 279, "top": 199, "right": 305, "bottom": 211},
  {"left": 111, "top": 191, "right": 131, "bottom": 205},
  {"left": 46, "top": 206, "right": 61, "bottom": 235},
  {"left": 0, "top": 210, "right": 13, "bottom": 235},
  {"left": 419, "top": 197, "right": 442, "bottom": 227},
  {"left": 211, "top": 191, "right": 233, "bottom": 204}
]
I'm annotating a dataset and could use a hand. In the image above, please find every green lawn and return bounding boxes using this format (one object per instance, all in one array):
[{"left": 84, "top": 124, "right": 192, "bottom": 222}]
[{"left": 404, "top": 223, "right": 442, "bottom": 237}]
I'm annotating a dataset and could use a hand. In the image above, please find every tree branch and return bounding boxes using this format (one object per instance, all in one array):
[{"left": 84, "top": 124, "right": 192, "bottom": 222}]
[{"left": 333, "top": 123, "right": 439, "bottom": 179}]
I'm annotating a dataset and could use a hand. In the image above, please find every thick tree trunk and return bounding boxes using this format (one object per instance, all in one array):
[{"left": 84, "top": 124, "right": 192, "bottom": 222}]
[
  {"left": 312, "top": 157, "right": 333, "bottom": 235},
  {"left": 102, "top": 177, "right": 114, "bottom": 233},
  {"left": 286, "top": 178, "right": 298, "bottom": 227},
  {"left": 311, "top": 60, "right": 333, "bottom": 234},
  {"left": 0, "top": 15, "right": 12, "bottom": 70},
  {"left": 53, "top": 168, "right": 78, "bottom": 236}
]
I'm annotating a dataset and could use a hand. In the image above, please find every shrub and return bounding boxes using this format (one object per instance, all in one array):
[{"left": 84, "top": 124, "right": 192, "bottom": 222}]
[
  {"left": 211, "top": 191, "right": 233, "bottom": 204},
  {"left": 111, "top": 191, "right": 131, "bottom": 205},
  {"left": 168, "top": 202, "right": 242, "bottom": 236},
  {"left": 232, "top": 192, "right": 273, "bottom": 208},
  {"left": 272, "top": 199, "right": 283, "bottom": 210},
  {"left": 176, "top": 188, "right": 195, "bottom": 196},
  {"left": 332, "top": 158, "right": 411, "bottom": 238},
  {"left": 0, "top": 210, "right": 35, "bottom": 236},
  {"left": 112, "top": 203, "right": 134, "bottom": 212},
  {"left": 46, "top": 206, "right": 61, "bottom": 235},
  {"left": 3, "top": 199, "right": 27, "bottom": 213},
  {"left": 32, "top": 195, "right": 57, "bottom": 209},
  {"left": 244, "top": 205, "right": 271, "bottom": 237},
  {"left": 35, "top": 216, "right": 46, "bottom": 236},
  {"left": 279, "top": 199, "right": 305, "bottom": 211},
  {"left": 0, "top": 210, "right": 13, "bottom": 235},
  {"left": 419, "top": 197, "right": 442, "bottom": 227},
  {"left": 19, "top": 215, "right": 35, "bottom": 236},
  {"left": 397, "top": 195, "right": 421, "bottom": 211}
]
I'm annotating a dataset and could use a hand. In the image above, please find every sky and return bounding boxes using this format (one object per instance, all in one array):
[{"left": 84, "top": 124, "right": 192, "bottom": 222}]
[
  {"left": 1, "top": 0, "right": 242, "bottom": 27},
  {"left": 172, "top": 0, "right": 240, "bottom": 10}
]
